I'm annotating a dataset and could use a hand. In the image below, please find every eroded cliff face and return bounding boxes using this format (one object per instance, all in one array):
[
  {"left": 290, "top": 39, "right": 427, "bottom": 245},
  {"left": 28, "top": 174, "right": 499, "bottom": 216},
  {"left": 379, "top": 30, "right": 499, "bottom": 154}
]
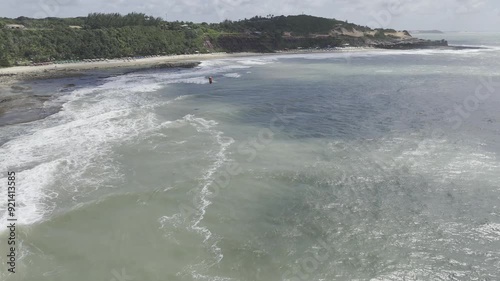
[
  {"left": 371, "top": 39, "right": 448, "bottom": 49},
  {"left": 214, "top": 34, "right": 447, "bottom": 53},
  {"left": 215, "top": 34, "right": 370, "bottom": 53}
]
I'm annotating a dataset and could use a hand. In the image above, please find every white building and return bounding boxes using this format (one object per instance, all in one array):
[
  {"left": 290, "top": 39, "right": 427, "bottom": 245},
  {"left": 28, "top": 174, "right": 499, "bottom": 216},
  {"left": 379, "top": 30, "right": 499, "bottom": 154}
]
[{"left": 5, "top": 24, "right": 26, "bottom": 30}]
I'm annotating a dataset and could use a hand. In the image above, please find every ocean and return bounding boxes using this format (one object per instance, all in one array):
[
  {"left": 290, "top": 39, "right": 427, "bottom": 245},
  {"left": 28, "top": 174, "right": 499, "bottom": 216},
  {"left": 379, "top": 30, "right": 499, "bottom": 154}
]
[{"left": 1, "top": 32, "right": 500, "bottom": 281}]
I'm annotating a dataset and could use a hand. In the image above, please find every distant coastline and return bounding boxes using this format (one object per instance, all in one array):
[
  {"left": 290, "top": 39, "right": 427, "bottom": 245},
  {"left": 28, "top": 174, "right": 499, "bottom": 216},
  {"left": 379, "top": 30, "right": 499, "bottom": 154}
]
[{"left": 410, "top": 30, "right": 444, "bottom": 34}]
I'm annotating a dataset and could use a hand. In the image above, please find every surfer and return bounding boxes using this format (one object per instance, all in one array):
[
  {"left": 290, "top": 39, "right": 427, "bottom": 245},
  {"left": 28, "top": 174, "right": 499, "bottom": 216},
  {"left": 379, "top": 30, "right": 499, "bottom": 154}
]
[{"left": 208, "top": 76, "right": 213, "bottom": 84}]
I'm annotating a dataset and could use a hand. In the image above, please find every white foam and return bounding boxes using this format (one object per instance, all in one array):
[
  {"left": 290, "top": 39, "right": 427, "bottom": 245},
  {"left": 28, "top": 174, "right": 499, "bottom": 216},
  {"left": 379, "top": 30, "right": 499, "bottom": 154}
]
[
  {"left": 223, "top": 73, "right": 241, "bottom": 78},
  {"left": 326, "top": 134, "right": 500, "bottom": 190},
  {"left": 199, "top": 59, "right": 252, "bottom": 69},
  {"left": 396, "top": 138, "right": 500, "bottom": 184},
  {"left": 476, "top": 223, "right": 500, "bottom": 241},
  {"left": 264, "top": 47, "right": 498, "bottom": 63},
  {"left": 160, "top": 114, "right": 234, "bottom": 264},
  {"left": 115, "top": 59, "right": 257, "bottom": 86},
  {"left": 191, "top": 272, "right": 234, "bottom": 281},
  {"left": 236, "top": 58, "right": 274, "bottom": 65},
  {"left": 0, "top": 74, "right": 186, "bottom": 230},
  {"left": 372, "top": 269, "right": 453, "bottom": 281},
  {"left": 0, "top": 161, "right": 60, "bottom": 226},
  {"left": 170, "top": 77, "right": 210, "bottom": 84},
  {"left": 174, "top": 95, "right": 194, "bottom": 101}
]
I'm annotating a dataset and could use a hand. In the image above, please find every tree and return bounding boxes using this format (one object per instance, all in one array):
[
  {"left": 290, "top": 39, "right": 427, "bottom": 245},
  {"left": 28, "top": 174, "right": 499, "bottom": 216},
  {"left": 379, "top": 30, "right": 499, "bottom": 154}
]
[{"left": 0, "top": 51, "right": 12, "bottom": 67}]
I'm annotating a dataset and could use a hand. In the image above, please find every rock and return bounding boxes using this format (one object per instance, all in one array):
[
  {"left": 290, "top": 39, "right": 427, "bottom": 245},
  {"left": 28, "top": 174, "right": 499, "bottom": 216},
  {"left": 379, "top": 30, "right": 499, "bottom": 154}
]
[{"left": 10, "top": 85, "right": 32, "bottom": 92}]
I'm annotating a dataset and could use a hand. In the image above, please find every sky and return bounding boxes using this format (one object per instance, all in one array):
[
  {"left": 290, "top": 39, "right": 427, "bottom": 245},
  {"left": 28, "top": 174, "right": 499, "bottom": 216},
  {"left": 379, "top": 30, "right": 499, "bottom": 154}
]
[{"left": 1, "top": 0, "right": 499, "bottom": 31}]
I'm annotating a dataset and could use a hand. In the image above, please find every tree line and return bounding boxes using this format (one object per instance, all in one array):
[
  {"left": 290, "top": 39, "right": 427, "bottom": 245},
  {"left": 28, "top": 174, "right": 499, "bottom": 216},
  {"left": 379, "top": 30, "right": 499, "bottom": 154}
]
[
  {"left": 0, "top": 13, "right": 397, "bottom": 67},
  {"left": 0, "top": 26, "right": 207, "bottom": 66}
]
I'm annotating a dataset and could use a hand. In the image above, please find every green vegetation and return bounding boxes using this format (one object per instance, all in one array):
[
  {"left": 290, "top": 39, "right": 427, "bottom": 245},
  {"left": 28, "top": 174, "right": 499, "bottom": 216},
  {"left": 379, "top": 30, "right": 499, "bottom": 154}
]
[
  {"left": 212, "top": 15, "right": 372, "bottom": 36},
  {"left": 85, "top": 13, "right": 163, "bottom": 29},
  {"left": 0, "top": 16, "right": 85, "bottom": 29},
  {"left": 0, "top": 26, "right": 207, "bottom": 66},
  {"left": 0, "top": 13, "right": 410, "bottom": 67},
  {"left": 0, "top": 13, "right": 215, "bottom": 66}
]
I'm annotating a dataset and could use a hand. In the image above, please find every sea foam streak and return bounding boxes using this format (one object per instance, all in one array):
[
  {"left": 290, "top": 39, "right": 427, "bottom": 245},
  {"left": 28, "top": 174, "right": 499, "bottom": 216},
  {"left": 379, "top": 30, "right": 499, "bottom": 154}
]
[
  {"left": 0, "top": 74, "right": 181, "bottom": 230},
  {"left": 0, "top": 56, "right": 266, "bottom": 229},
  {"left": 159, "top": 114, "right": 234, "bottom": 280},
  {"left": 223, "top": 73, "right": 241, "bottom": 78},
  {"left": 116, "top": 57, "right": 267, "bottom": 86},
  {"left": 256, "top": 46, "right": 500, "bottom": 63}
]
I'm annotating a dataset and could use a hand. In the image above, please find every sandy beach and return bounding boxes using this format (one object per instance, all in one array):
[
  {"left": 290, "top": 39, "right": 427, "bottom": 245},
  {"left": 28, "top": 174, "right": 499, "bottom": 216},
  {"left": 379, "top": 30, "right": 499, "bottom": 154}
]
[{"left": 0, "top": 52, "right": 264, "bottom": 85}]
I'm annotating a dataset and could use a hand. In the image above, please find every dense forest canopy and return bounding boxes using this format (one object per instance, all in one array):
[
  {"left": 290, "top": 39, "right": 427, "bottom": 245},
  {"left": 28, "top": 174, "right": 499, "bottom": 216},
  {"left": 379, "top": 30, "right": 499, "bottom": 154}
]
[
  {"left": 214, "top": 15, "right": 372, "bottom": 35},
  {"left": 0, "top": 13, "right": 402, "bottom": 67},
  {"left": 84, "top": 13, "right": 164, "bottom": 29}
]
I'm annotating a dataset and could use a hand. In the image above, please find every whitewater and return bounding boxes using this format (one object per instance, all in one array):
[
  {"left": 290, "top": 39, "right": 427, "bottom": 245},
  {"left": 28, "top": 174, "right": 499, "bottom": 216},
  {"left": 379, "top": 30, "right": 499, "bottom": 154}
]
[{"left": 1, "top": 32, "right": 500, "bottom": 281}]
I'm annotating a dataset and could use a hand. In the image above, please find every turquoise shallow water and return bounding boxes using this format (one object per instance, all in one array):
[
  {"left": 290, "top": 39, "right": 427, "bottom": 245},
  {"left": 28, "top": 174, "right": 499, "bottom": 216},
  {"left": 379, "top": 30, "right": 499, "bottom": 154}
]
[{"left": 1, "top": 33, "right": 500, "bottom": 280}]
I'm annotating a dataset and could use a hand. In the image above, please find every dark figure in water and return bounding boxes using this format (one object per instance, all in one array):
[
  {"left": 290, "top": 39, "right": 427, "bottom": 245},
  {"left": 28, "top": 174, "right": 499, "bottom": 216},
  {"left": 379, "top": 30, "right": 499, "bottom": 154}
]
[{"left": 209, "top": 77, "right": 213, "bottom": 84}]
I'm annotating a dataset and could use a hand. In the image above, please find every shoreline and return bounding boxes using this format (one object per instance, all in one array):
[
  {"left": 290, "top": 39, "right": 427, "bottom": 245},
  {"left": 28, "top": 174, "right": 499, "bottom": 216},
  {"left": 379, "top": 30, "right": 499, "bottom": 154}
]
[
  {"left": 0, "top": 52, "right": 265, "bottom": 85},
  {"left": 0, "top": 49, "right": 381, "bottom": 85},
  {"left": 0, "top": 44, "right": 492, "bottom": 127},
  {"left": 0, "top": 45, "right": 488, "bottom": 127},
  {"left": 0, "top": 45, "right": 484, "bottom": 86},
  {"left": 0, "top": 48, "right": 378, "bottom": 127},
  {"left": 0, "top": 51, "right": 269, "bottom": 127}
]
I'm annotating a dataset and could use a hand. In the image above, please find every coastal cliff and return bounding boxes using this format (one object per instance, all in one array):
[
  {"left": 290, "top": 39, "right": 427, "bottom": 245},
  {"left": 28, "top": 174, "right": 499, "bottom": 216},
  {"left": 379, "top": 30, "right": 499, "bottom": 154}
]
[
  {"left": 0, "top": 14, "right": 449, "bottom": 67},
  {"left": 372, "top": 38, "right": 448, "bottom": 49},
  {"left": 211, "top": 15, "right": 448, "bottom": 52},
  {"left": 215, "top": 34, "right": 448, "bottom": 53}
]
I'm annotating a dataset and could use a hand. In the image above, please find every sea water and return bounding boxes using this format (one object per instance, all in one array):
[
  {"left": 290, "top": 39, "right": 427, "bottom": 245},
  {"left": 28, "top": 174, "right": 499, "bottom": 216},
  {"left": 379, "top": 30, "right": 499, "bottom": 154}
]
[{"left": 1, "top": 33, "right": 500, "bottom": 280}]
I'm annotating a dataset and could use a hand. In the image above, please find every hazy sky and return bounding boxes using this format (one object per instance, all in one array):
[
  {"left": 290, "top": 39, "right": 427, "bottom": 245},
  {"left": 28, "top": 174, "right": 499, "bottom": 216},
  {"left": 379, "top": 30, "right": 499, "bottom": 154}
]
[{"left": 1, "top": 0, "right": 499, "bottom": 31}]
